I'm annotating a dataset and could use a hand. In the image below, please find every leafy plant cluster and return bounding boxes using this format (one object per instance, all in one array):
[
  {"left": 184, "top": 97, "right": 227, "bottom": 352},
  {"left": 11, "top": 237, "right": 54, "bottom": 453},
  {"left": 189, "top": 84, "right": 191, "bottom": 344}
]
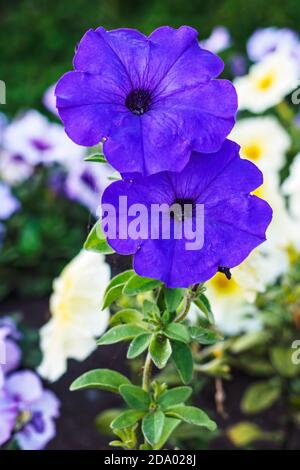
[{"left": 70, "top": 219, "right": 222, "bottom": 449}]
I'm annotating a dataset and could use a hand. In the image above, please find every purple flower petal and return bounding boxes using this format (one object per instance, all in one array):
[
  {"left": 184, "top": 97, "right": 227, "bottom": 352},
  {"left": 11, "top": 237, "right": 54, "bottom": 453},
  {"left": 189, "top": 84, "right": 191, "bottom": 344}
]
[
  {"left": 2, "top": 339, "right": 21, "bottom": 375},
  {"left": 5, "top": 370, "right": 43, "bottom": 404},
  {"left": 16, "top": 417, "right": 56, "bottom": 450},
  {"left": 0, "top": 390, "right": 18, "bottom": 446},
  {"left": 102, "top": 140, "right": 272, "bottom": 287}
]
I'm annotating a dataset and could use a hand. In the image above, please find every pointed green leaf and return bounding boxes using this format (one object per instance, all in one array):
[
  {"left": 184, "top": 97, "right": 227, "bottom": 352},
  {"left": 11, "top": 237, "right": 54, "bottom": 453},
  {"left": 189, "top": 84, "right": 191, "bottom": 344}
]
[
  {"left": 241, "top": 380, "right": 281, "bottom": 414},
  {"left": 105, "top": 270, "right": 135, "bottom": 294},
  {"left": 123, "top": 274, "right": 161, "bottom": 296},
  {"left": 97, "top": 324, "right": 148, "bottom": 345},
  {"left": 119, "top": 384, "right": 150, "bottom": 410},
  {"left": 164, "top": 288, "right": 184, "bottom": 312},
  {"left": 142, "top": 410, "right": 165, "bottom": 445},
  {"left": 84, "top": 153, "right": 107, "bottom": 163},
  {"left": 171, "top": 341, "right": 193, "bottom": 384},
  {"left": 189, "top": 326, "right": 220, "bottom": 345},
  {"left": 158, "top": 386, "right": 192, "bottom": 410},
  {"left": 149, "top": 334, "right": 172, "bottom": 369},
  {"left": 102, "top": 284, "right": 124, "bottom": 309},
  {"left": 166, "top": 405, "right": 217, "bottom": 431},
  {"left": 153, "top": 417, "right": 181, "bottom": 450},
  {"left": 110, "top": 410, "right": 145, "bottom": 430},
  {"left": 127, "top": 333, "right": 152, "bottom": 359},
  {"left": 164, "top": 323, "right": 190, "bottom": 343},
  {"left": 193, "top": 293, "right": 214, "bottom": 324},
  {"left": 70, "top": 369, "right": 130, "bottom": 393},
  {"left": 110, "top": 309, "right": 144, "bottom": 327},
  {"left": 84, "top": 220, "right": 114, "bottom": 254}
]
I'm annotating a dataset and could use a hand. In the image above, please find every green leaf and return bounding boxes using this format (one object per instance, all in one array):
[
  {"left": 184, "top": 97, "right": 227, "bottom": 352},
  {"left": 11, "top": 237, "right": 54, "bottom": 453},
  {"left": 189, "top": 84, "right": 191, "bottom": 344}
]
[
  {"left": 166, "top": 405, "right": 217, "bottom": 431},
  {"left": 164, "top": 323, "right": 190, "bottom": 344},
  {"left": 97, "top": 324, "right": 148, "bottom": 346},
  {"left": 127, "top": 333, "right": 152, "bottom": 359},
  {"left": 241, "top": 380, "right": 281, "bottom": 414},
  {"left": 189, "top": 326, "right": 220, "bottom": 345},
  {"left": 143, "top": 300, "right": 160, "bottom": 319},
  {"left": 194, "top": 293, "right": 214, "bottom": 323},
  {"left": 158, "top": 386, "right": 192, "bottom": 410},
  {"left": 230, "top": 331, "right": 271, "bottom": 353},
  {"left": 84, "top": 153, "right": 107, "bottom": 163},
  {"left": 102, "top": 284, "right": 124, "bottom": 309},
  {"left": 111, "top": 410, "right": 145, "bottom": 430},
  {"left": 149, "top": 334, "right": 172, "bottom": 369},
  {"left": 84, "top": 220, "right": 114, "bottom": 254},
  {"left": 270, "top": 346, "right": 300, "bottom": 378},
  {"left": 123, "top": 274, "right": 161, "bottom": 296},
  {"left": 153, "top": 417, "right": 181, "bottom": 450},
  {"left": 171, "top": 341, "right": 193, "bottom": 384},
  {"left": 95, "top": 409, "right": 122, "bottom": 436},
  {"left": 70, "top": 369, "right": 130, "bottom": 393},
  {"left": 110, "top": 309, "right": 144, "bottom": 327},
  {"left": 105, "top": 270, "right": 135, "bottom": 294},
  {"left": 142, "top": 410, "right": 165, "bottom": 445},
  {"left": 119, "top": 384, "right": 150, "bottom": 410},
  {"left": 164, "top": 288, "right": 184, "bottom": 312},
  {"left": 227, "top": 422, "right": 278, "bottom": 447}
]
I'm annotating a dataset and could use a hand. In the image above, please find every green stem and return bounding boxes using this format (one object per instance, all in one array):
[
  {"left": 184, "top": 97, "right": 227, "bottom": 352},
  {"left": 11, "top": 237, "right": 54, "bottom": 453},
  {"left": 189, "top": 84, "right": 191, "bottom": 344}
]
[
  {"left": 175, "top": 283, "right": 201, "bottom": 323},
  {"left": 142, "top": 351, "right": 152, "bottom": 392}
]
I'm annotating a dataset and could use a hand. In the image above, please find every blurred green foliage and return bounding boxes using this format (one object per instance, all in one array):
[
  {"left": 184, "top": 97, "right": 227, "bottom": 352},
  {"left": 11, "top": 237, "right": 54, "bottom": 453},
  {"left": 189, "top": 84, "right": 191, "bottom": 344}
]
[{"left": 1, "top": 0, "right": 300, "bottom": 115}]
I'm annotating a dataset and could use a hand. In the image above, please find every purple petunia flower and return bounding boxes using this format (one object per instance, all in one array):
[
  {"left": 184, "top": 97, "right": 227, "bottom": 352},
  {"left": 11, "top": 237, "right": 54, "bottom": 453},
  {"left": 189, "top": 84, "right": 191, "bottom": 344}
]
[
  {"left": 247, "top": 27, "right": 300, "bottom": 66},
  {"left": 0, "top": 370, "right": 60, "bottom": 450},
  {"left": 64, "top": 160, "right": 112, "bottom": 215},
  {"left": 102, "top": 140, "right": 272, "bottom": 287},
  {"left": 56, "top": 26, "right": 237, "bottom": 176}
]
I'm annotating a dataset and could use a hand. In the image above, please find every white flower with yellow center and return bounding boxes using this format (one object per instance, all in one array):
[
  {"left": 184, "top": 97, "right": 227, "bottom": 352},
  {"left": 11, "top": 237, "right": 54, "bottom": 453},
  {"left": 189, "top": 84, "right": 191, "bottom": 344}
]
[
  {"left": 38, "top": 250, "right": 110, "bottom": 382},
  {"left": 234, "top": 52, "right": 299, "bottom": 113},
  {"left": 230, "top": 116, "right": 290, "bottom": 173},
  {"left": 204, "top": 272, "right": 259, "bottom": 336}
]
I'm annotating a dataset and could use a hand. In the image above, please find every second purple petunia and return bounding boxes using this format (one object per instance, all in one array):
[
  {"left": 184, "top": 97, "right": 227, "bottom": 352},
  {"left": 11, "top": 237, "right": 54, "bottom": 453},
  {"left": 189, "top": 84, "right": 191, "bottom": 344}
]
[
  {"left": 101, "top": 140, "right": 272, "bottom": 288},
  {"left": 56, "top": 26, "right": 237, "bottom": 176}
]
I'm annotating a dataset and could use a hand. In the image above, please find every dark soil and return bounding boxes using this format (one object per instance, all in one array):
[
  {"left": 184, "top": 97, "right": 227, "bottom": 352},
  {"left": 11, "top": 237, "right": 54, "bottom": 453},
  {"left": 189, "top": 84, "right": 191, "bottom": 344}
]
[{"left": 1, "top": 296, "right": 300, "bottom": 450}]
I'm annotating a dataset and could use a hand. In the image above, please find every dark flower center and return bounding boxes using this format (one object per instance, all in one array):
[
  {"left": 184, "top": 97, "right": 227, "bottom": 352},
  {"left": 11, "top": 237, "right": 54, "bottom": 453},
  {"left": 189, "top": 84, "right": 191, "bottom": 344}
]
[
  {"left": 31, "top": 411, "right": 45, "bottom": 433},
  {"left": 30, "top": 138, "right": 52, "bottom": 152},
  {"left": 80, "top": 170, "right": 97, "bottom": 192},
  {"left": 125, "top": 89, "right": 152, "bottom": 115},
  {"left": 170, "top": 198, "right": 196, "bottom": 221}
]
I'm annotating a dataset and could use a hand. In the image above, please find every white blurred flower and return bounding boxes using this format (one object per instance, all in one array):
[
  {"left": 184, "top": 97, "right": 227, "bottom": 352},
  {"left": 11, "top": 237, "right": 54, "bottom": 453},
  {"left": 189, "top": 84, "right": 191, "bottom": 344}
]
[
  {"left": 282, "top": 153, "right": 300, "bottom": 220},
  {"left": 230, "top": 116, "right": 290, "bottom": 173},
  {"left": 2, "top": 110, "right": 85, "bottom": 167},
  {"left": 200, "top": 26, "right": 231, "bottom": 54},
  {"left": 43, "top": 84, "right": 58, "bottom": 116},
  {"left": 247, "top": 27, "right": 299, "bottom": 62},
  {"left": 234, "top": 52, "right": 299, "bottom": 113},
  {"left": 203, "top": 272, "right": 260, "bottom": 336},
  {"left": 38, "top": 250, "right": 110, "bottom": 382},
  {"left": 0, "top": 151, "right": 33, "bottom": 186},
  {"left": 255, "top": 175, "right": 294, "bottom": 252}
]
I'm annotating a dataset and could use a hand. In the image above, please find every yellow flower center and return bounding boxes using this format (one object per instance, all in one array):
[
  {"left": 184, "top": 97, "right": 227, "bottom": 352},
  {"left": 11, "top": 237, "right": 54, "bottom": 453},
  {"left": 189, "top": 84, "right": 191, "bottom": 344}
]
[
  {"left": 256, "top": 73, "right": 275, "bottom": 91},
  {"left": 209, "top": 272, "right": 240, "bottom": 295},
  {"left": 242, "top": 142, "right": 262, "bottom": 161}
]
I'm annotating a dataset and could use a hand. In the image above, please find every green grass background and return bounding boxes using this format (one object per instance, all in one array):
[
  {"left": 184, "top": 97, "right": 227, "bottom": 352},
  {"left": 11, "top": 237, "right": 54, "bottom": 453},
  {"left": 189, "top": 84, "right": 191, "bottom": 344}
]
[{"left": 1, "top": 0, "right": 300, "bottom": 115}]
